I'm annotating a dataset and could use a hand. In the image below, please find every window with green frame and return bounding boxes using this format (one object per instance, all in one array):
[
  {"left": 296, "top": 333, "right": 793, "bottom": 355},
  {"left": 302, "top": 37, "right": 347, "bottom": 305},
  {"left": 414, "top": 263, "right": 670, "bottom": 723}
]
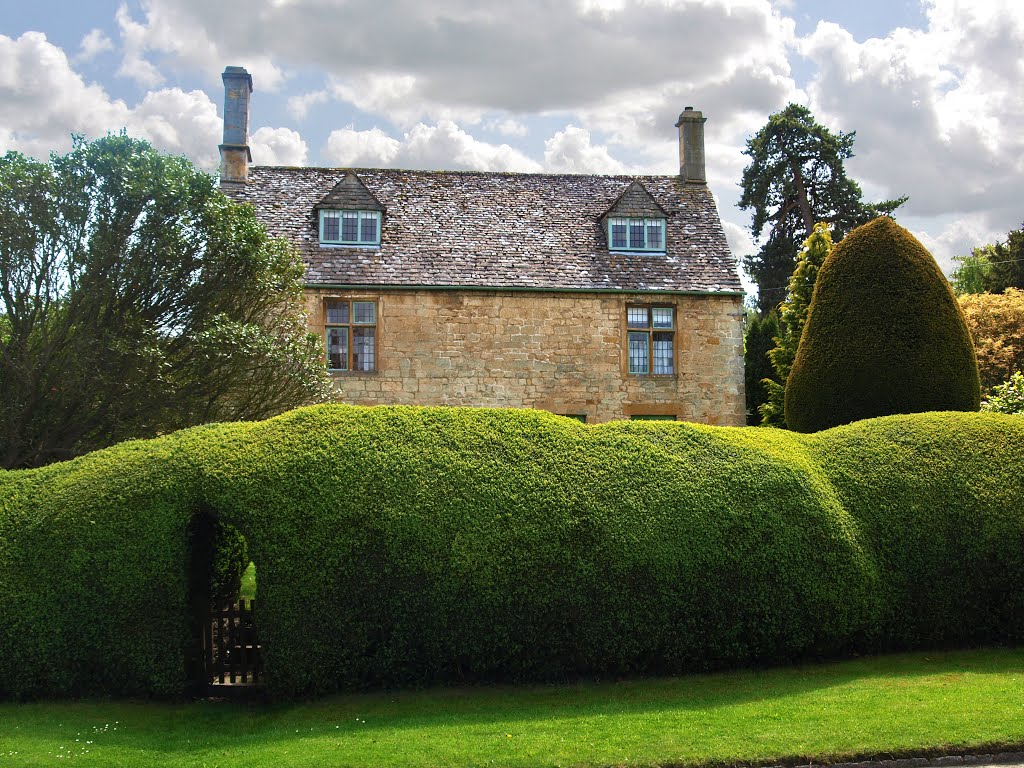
[
  {"left": 627, "top": 305, "right": 675, "bottom": 375},
  {"left": 325, "top": 299, "right": 377, "bottom": 372},
  {"left": 608, "top": 217, "right": 665, "bottom": 251},
  {"left": 319, "top": 210, "right": 381, "bottom": 245},
  {"left": 629, "top": 414, "right": 677, "bottom": 421}
]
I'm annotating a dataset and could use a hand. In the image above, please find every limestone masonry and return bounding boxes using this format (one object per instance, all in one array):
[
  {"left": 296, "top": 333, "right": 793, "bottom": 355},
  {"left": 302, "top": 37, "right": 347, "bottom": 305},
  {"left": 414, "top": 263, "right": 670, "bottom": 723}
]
[{"left": 218, "top": 67, "right": 746, "bottom": 426}]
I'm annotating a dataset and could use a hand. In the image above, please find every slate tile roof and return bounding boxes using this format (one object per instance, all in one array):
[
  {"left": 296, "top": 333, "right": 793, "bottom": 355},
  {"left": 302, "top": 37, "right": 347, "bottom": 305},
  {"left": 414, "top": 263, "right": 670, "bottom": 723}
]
[
  {"left": 602, "top": 180, "right": 669, "bottom": 221},
  {"left": 223, "top": 166, "right": 742, "bottom": 294}
]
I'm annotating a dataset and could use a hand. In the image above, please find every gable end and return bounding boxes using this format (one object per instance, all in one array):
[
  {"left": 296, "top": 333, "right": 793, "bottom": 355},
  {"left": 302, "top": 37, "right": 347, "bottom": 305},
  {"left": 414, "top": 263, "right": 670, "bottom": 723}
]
[
  {"left": 601, "top": 181, "right": 668, "bottom": 223},
  {"left": 315, "top": 172, "right": 385, "bottom": 212}
]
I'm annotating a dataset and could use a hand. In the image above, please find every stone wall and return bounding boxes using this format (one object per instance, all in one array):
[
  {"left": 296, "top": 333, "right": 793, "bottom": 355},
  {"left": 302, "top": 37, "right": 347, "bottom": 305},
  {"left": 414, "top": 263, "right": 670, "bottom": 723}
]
[{"left": 305, "top": 288, "right": 745, "bottom": 426}]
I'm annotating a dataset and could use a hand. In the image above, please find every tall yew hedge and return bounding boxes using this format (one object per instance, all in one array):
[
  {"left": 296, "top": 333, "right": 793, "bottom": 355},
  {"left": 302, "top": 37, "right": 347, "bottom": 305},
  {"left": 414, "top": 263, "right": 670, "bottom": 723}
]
[
  {"left": 785, "top": 216, "right": 980, "bottom": 432},
  {"left": 1, "top": 405, "right": 1022, "bottom": 699}
]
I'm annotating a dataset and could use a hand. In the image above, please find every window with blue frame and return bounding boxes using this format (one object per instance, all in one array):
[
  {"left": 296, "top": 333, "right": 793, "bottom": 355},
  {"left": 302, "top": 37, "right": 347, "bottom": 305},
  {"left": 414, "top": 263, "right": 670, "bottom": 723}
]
[
  {"left": 320, "top": 210, "right": 381, "bottom": 245},
  {"left": 608, "top": 217, "right": 665, "bottom": 252},
  {"left": 627, "top": 305, "right": 675, "bottom": 375}
]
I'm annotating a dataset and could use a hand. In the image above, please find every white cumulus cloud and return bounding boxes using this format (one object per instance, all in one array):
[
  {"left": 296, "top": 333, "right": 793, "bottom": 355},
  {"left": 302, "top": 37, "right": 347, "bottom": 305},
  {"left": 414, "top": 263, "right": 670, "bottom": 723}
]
[
  {"left": 797, "top": 0, "right": 1024, "bottom": 255},
  {"left": 77, "top": 29, "right": 114, "bottom": 61},
  {"left": 324, "top": 121, "right": 540, "bottom": 172},
  {"left": 543, "top": 125, "right": 629, "bottom": 174},
  {"left": 0, "top": 31, "right": 305, "bottom": 174},
  {"left": 250, "top": 126, "right": 308, "bottom": 166}
]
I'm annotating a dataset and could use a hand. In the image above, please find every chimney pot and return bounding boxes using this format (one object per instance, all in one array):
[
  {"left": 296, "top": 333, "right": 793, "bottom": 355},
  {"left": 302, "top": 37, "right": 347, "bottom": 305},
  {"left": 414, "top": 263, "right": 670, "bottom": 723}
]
[
  {"left": 219, "top": 66, "right": 252, "bottom": 185},
  {"left": 675, "top": 107, "right": 707, "bottom": 184}
]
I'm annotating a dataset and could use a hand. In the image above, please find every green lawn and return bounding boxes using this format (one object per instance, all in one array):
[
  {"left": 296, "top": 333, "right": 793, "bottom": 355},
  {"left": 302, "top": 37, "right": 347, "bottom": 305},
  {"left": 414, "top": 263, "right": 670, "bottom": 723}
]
[
  {"left": 3, "top": 648, "right": 1024, "bottom": 768},
  {"left": 239, "top": 561, "right": 257, "bottom": 603}
]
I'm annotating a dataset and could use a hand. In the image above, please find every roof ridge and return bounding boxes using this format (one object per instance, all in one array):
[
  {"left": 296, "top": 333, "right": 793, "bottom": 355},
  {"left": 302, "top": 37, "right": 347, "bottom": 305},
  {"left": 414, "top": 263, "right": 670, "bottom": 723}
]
[{"left": 249, "top": 165, "right": 681, "bottom": 181}]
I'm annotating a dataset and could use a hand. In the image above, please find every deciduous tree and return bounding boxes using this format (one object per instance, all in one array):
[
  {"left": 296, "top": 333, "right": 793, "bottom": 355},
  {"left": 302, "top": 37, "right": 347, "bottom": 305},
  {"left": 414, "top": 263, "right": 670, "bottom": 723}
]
[
  {"left": 950, "top": 245, "right": 996, "bottom": 295},
  {"left": 982, "top": 224, "right": 1024, "bottom": 294},
  {"left": 0, "top": 134, "right": 333, "bottom": 468}
]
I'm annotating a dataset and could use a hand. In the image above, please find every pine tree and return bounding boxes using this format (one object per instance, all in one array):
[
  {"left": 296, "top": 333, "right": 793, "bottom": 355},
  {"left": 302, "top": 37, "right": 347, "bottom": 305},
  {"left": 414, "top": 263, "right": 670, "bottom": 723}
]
[{"left": 739, "top": 104, "right": 906, "bottom": 314}]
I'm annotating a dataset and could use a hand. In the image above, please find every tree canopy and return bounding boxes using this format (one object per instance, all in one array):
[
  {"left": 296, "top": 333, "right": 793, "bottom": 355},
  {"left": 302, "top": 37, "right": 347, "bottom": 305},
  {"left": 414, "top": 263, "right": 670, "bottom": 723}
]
[
  {"left": 738, "top": 104, "right": 907, "bottom": 314},
  {"left": 984, "top": 224, "right": 1024, "bottom": 293},
  {"left": 0, "top": 133, "right": 333, "bottom": 469},
  {"left": 950, "top": 245, "right": 996, "bottom": 295}
]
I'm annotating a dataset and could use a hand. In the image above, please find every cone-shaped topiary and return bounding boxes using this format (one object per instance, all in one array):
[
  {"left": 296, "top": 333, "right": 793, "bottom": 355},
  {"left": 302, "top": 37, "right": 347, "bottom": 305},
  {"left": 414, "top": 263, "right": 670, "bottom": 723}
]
[{"left": 785, "top": 216, "right": 980, "bottom": 432}]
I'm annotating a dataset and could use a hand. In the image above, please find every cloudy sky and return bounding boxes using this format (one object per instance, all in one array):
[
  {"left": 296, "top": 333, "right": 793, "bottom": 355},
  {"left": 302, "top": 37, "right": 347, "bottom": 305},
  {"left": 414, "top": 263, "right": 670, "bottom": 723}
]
[{"left": 3, "top": 0, "right": 1022, "bottom": 294}]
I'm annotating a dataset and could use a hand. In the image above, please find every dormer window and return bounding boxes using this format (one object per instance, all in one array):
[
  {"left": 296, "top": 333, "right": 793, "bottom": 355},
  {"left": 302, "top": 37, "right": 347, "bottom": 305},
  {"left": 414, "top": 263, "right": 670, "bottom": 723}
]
[
  {"left": 315, "top": 172, "right": 385, "bottom": 247},
  {"left": 320, "top": 210, "right": 381, "bottom": 245},
  {"left": 609, "top": 217, "right": 665, "bottom": 252},
  {"left": 602, "top": 181, "right": 669, "bottom": 254}
]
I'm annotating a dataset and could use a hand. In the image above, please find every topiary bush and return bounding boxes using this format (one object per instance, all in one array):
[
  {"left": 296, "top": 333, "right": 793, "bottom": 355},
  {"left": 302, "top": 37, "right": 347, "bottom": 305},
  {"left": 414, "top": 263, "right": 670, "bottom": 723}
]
[
  {"left": 1, "top": 404, "right": 1022, "bottom": 699},
  {"left": 785, "top": 216, "right": 980, "bottom": 433}
]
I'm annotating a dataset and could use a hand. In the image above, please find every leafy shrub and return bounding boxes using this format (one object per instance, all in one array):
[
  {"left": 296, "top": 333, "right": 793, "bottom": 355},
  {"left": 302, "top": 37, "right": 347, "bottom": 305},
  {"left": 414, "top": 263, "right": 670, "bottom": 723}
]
[
  {"left": 1, "top": 405, "right": 1022, "bottom": 699},
  {"left": 959, "top": 289, "right": 1024, "bottom": 395},
  {"left": 785, "top": 216, "right": 980, "bottom": 433},
  {"left": 982, "top": 372, "right": 1024, "bottom": 415}
]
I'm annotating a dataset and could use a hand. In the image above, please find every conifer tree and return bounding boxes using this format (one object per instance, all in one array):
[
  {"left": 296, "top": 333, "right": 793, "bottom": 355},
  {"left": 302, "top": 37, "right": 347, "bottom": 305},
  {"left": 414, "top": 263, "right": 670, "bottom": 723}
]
[
  {"left": 759, "top": 223, "right": 832, "bottom": 427},
  {"left": 739, "top": 104, "right": 906, "bottom": 314},
  {"left": 743, "top": 310, "right": 780, "bottom": 425}
]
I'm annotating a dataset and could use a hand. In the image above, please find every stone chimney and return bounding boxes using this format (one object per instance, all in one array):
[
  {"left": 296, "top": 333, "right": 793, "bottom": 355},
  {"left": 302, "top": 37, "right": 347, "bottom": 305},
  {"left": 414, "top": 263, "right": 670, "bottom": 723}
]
[
  {"left": 675, "top": 107, "right": 707, "bottom": 184},
  {"left": 219, "top": 66, "right": 252, "bottom": 185}
]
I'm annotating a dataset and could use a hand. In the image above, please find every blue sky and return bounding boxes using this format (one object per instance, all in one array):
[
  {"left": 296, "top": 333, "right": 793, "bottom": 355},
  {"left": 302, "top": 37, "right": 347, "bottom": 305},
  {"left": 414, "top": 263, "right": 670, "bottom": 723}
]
[{"left": 2, "top": 0, "right": 1022, "bottom": 286}]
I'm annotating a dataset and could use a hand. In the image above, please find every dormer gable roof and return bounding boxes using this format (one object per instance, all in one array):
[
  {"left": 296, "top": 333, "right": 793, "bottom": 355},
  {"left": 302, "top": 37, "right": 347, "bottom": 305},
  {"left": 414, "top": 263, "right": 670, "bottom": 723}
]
[
  {"left": 601, "top": 180, "right": 668, "bottom": 222},
  {"left": 314, "top": 172, "right": 385, "bottom": 212}
]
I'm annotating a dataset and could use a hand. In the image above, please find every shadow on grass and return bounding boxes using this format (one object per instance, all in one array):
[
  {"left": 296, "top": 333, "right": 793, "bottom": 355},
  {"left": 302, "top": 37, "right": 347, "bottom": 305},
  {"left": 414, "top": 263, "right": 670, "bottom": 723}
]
[{"left": 7, "top": 646, "right": 1024, "bottom": 765}]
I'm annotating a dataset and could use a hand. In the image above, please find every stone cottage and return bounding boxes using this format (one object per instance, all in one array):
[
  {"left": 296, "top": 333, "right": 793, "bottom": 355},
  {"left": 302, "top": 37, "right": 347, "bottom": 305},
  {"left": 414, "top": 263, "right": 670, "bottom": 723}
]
[{"left": 218, "top": 66, "right": 745, "bottom": 425}]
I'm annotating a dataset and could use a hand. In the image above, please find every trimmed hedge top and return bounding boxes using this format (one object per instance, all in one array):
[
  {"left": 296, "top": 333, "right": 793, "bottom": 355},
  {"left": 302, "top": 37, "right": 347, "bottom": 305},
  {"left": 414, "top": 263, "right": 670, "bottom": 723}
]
[
  {"left": 785, "top": 216, "right": 981, "bottom": 432},
  {"left": 1, "top": 405, "right": 1022, "bottom": 698}
]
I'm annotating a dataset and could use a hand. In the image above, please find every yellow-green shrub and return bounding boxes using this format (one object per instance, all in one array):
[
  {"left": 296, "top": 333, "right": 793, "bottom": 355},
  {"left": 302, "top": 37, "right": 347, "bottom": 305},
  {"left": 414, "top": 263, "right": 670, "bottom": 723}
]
[{"left": 1, "top": 405, "right": 1021, "bottom": 699}]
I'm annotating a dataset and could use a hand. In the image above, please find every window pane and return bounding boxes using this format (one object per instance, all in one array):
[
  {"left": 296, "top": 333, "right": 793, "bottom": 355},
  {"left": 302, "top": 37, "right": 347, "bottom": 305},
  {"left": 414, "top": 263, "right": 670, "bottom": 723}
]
[
  {"left": 610, "top": 219, "right": 627, "bottom": 249},
  {"left": 652, "top": 307, "right": 673, "bottom": 329},
  {"left": 646, "top": 220, "right": 663, "bottom": 250},
  {"left": 327, "top": 327, "right": 348, "bottom": 370},
  {"left": 342, "top": 211, "right": 359, "bottom": 241},
  {"left": 353, "top": 301, "right": 376, "bottom": 324},
  {"left": 326, "top": 299, "right": 349, "bottom": 324},
  {"left": 628, "top": 331, "right": 649, "bottom": 374},
  {"left": 360, "top": 212, "right": 378, "bottom": 243},
  {"left": 629, "top": 219, "right": 645, "bottom": 249},
  {"left": 322, "top": 211, "right": 340, "bottom": 241},
  {"left": 627, "top": 307, "right": 649, "bottom": 328},
  {"left": 353, "top": 327, "right": 376, "bottom": 371},
  {"left": 653, "top": 332, "right": 674, "bottom": 374}
]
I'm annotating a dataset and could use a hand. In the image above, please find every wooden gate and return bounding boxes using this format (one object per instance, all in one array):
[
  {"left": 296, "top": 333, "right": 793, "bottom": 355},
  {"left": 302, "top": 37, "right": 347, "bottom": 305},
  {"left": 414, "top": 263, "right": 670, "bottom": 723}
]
[{"left": 203, "top": 599, "right": 262, "bottom": 688}]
